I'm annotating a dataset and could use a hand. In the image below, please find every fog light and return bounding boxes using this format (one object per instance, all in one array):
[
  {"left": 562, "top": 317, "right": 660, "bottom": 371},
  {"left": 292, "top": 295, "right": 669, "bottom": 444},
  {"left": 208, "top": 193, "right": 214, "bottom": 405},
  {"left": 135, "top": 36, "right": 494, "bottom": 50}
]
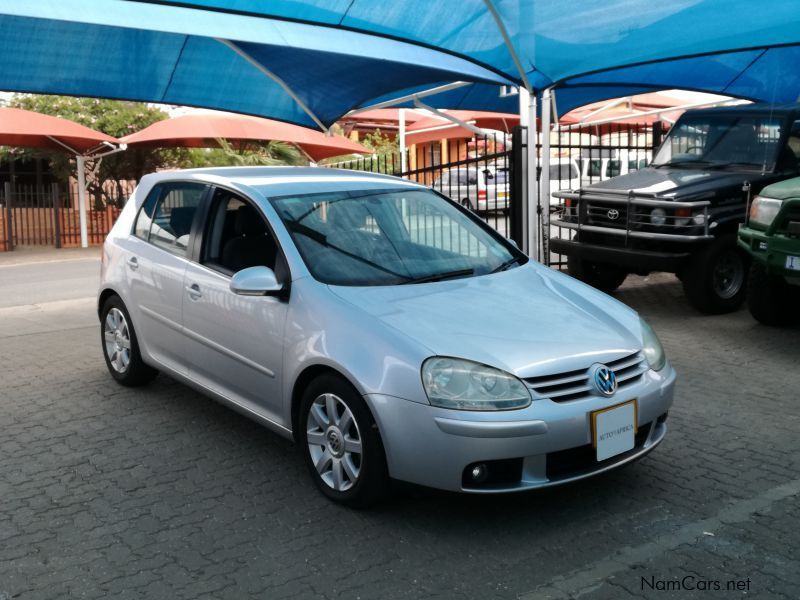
[
  {"left": 650, "top": 208, "right": 666, "bottom": 225},
  {"left": 470, "top": 463, "right": 488, "bottom": 483}
]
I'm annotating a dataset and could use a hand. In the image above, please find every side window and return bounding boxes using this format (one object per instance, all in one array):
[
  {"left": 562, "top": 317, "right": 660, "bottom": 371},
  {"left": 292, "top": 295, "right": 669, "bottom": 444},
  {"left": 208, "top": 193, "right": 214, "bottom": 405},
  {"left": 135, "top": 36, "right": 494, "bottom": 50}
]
[
  {"left": 201, "top": 188, "right": 278, "bottom": 274},
  {"left": 133, "top": 188, "right": 159, "bottom": 240},
  {"left": 148, "top": 183, "right": 206, "bottom": 257}
]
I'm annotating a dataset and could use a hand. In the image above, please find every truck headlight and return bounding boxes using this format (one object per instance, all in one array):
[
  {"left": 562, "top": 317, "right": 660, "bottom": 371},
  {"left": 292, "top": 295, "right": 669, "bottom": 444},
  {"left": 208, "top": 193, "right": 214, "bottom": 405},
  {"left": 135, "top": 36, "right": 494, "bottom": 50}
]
[
  {"left": 749, "top": 196, "right": 782, "bottom": 228},
  {"left": 421, "top": 357, "right": 531, "bottom": 411},
  {"left": 650, "top": 208, "right": 666, "bottom": 225},
  {"left": 640, "top": 318, "right": 666, "bottom": 371}
]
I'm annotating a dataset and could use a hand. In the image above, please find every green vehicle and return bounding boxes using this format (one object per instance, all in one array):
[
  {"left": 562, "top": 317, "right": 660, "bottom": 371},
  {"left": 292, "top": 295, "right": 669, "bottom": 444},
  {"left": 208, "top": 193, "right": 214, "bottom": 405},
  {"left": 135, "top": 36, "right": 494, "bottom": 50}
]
[{"left": 738, "top": 178, "right": 800, "bottom": 325}]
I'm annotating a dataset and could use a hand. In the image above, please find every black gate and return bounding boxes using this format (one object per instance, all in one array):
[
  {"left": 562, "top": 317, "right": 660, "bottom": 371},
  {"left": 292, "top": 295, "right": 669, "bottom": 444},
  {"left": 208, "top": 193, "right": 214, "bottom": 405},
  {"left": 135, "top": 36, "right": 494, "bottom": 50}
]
[
  {"left": 324, "top": 130, "right": 523, "bottom": 245},
  {"left": 323, "top": 120, "right": 663, "bottom": 265},
  {"left": 1, "top": 183, "right": 62, "bottom": 249}
]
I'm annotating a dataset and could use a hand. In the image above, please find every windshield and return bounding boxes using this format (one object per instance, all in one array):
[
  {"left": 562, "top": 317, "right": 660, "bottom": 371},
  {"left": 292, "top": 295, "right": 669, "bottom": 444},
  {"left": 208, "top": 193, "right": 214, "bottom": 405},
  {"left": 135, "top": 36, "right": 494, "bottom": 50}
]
[
  {"left": 652, "top": 113, "right": 786, "bottom": 170},
  {"left": 270, "top": 188, "right": 523, "bottom": 286}
]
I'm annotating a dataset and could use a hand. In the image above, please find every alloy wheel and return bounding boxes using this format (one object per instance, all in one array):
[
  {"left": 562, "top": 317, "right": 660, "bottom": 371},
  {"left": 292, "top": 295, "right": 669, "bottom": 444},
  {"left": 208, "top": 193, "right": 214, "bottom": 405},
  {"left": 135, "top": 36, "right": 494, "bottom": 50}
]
[
  {"left": 306, "top": 393, "right": 363, "bottom": 492},
  {"left": 712, "top": 250, "right": 745, "bottom": 299},
  {"left": 104, "top": 307, "right": 131, "bottom": 373}
]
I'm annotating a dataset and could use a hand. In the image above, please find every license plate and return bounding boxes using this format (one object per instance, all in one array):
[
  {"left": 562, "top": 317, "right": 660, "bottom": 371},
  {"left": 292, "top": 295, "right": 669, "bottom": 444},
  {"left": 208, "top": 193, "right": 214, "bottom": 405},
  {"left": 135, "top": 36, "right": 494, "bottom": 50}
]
[
  {"left": 786, "top": 255, "right": 800, "bottom": 271},
  {"left": 592, "top": 400, "right": 637, "bottom": 461},
  {"left": 497, "top": 192, "right": 508, "bottom": 198}
]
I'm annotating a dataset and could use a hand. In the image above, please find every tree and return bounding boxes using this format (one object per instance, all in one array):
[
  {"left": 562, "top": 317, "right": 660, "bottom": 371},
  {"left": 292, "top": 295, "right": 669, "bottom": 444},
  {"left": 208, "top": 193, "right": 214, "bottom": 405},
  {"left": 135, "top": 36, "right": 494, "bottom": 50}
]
[
  {"left": 6, "top": 95, "right": 179, "bottom": 208},
  {"left": 183, "top": 139, "right": 306, "bottom": 168}
]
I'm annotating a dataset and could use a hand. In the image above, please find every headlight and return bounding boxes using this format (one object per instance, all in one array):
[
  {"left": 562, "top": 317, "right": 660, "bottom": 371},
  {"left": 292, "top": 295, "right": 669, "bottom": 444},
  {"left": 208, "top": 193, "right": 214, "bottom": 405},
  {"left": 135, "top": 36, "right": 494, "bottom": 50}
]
[
  {"left": 421, "top": 357, "right": 531, "bottom": 411},
  {"left": 749, "top": 196, "right": 782, "bottom": 228},
  {"left": 640, "top": 318, "right": 666, "bottom": 371},
  {"left": 650, "top": 208, "right": 666, "bottom": 225}
]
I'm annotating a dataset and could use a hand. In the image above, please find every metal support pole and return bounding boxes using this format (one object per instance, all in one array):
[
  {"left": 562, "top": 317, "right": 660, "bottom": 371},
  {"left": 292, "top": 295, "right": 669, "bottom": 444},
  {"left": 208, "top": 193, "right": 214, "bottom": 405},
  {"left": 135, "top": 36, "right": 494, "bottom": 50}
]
[
  {"left": 541, "top": 87, "right": 553, "bottom": 265},
  {"left": 77, "top": 155, "right": 88, "bottom": 248},
  {"left": 518, "top": 87, "right": 539, "bottom": 259},
  {"left": 399, "top": 108, "right": 407, "bottom": 174},
  {"left": 4, "top": 181, "right": 13, "bottom": 251},
  {"left": 51, "top": 183, "right": 62, "bottom": 249}
]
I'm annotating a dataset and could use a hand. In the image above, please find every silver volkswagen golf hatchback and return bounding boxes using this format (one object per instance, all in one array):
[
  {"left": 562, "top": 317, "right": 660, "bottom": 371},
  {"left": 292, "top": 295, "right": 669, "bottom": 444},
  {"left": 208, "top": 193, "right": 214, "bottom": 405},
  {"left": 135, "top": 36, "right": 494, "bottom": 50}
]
[{"left": 99, "top": 167, "right": 676, "bottom": 506}]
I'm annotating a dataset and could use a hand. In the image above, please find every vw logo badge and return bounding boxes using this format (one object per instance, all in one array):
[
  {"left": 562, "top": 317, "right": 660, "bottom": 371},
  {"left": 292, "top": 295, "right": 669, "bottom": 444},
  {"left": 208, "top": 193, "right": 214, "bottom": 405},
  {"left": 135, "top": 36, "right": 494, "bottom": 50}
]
[
  {"left": 592, "top": 365, "right": 617, "bottom": 397},
  {"left": 607, "top": 209, "right": 620, "bottom": 220}
]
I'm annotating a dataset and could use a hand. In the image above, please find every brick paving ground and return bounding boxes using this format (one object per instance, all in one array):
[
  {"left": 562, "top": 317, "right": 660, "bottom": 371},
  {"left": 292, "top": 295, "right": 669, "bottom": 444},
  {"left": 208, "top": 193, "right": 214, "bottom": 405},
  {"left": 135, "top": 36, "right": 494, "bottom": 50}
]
[{"left": 0, "top": 260, "right": 798, "bottom": 600}]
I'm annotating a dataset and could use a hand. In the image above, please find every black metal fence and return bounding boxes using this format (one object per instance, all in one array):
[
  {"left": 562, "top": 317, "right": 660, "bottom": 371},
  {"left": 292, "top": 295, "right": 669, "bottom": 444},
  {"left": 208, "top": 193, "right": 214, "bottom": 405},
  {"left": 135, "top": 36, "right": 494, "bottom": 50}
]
[
  {"left": 324, "top": 122, "right": 664, "bottom": 266},
  {"left": 545, "top": 122, "right": 663, "bottom": 266},
  {"left": 0, "top": 182, "right": 132, "bottom": 250}
]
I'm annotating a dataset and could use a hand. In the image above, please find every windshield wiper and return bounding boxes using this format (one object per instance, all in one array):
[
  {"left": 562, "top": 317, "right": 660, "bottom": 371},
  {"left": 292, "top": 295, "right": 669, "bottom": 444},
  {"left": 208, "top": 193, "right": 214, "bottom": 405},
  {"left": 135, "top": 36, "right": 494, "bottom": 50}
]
[
  {"left": 285, "top": 220, "right": 412, "bottom": 281},
  {"left": 490, "top": 255, "right": 524, "bottom": 273},
  {"left": 402, "top": 268, "right": 475, "bottom": 284},
  {"left": 654, "top": 159, "right": 714, "bottom": 169},
  {"left": 704, "top": 161, "right": 764, "bottom": 170}
]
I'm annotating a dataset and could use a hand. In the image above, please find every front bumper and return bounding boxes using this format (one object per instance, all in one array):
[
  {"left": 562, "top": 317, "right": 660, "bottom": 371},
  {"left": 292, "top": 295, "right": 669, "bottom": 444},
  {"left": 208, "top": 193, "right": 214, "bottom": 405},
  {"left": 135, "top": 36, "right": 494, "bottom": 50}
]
[
  {"left": 365, "top": 364, "right": 676, "bottom": 493},
  {"left": 550, "top": 237, "right": 692, "bottom": 272},
  {"left": 738, "top": 225, "right": 800, "bottom": 279}
]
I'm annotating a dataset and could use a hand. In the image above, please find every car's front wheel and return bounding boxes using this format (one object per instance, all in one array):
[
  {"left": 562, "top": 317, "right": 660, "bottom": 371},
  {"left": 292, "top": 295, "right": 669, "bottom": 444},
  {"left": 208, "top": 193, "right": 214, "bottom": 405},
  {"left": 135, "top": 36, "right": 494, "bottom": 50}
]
[
  {"left": 682, "top": 234, "right": 747, "bottom": 314},
  {"left": 299, "top": 373, "right": 389, "bottom": 507},
  {"left": 746, "top": 261, "right": 799, "bottom": 326},
  {"left": 567, "top": 254, "right": 628, "bottom": 293},
  {"left": 100, "top": 295, "right": 157, "bottom": 386}
]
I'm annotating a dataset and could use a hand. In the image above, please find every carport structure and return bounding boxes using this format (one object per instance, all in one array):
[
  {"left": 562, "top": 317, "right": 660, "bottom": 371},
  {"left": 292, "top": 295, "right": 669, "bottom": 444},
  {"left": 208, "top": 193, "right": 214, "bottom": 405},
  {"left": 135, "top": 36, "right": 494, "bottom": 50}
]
[{"left": 3, "top": 0, "right": 800, "bottom": 256}]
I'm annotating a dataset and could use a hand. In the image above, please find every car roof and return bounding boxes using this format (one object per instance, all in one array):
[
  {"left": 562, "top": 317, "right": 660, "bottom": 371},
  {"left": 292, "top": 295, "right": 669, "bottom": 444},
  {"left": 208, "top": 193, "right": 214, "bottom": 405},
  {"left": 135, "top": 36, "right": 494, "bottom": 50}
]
[{"left": 139, "top": 166, "right": 425, "bottom": 200}]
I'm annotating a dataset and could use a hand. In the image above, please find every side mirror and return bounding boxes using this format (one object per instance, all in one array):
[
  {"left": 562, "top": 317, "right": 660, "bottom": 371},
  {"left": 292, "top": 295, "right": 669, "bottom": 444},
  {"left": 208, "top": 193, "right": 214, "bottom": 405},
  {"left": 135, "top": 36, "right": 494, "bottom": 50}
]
[
  {"left": 230, "top": 266, "right": 284, "bottom": 297},
  {"left": 506, "top": 238, "right": 519, "bottom": 250}
]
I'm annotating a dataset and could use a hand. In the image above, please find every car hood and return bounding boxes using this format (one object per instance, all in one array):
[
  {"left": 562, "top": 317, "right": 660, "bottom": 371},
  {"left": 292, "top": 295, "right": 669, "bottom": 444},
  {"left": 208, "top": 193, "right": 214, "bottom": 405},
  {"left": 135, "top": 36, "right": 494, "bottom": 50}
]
[
  {"left": 328, "top": 264, "right": 641, "bottom": 378},
  {"left": 587, "top": 166, "right": 774, "bottom": 199}
]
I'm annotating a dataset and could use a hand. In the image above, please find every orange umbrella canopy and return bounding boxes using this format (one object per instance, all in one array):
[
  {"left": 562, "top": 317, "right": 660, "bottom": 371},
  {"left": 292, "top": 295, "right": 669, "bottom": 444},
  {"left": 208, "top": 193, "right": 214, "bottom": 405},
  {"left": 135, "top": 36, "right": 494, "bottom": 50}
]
[
  {"left": 0, "top": 107, "right": 119, "bottom": 154},
  {"left": 121, "top": 112, "right": 369, "bottom": 161}
]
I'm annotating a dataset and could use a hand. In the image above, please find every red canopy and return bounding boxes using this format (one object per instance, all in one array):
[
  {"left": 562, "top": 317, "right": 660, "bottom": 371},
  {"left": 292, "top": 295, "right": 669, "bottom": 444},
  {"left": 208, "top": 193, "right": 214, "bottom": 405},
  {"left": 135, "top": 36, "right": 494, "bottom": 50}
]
[
  {"left": 0, "top": 107, "right": 119, "bottom": 155},
  {"left": 121, "top": 112, "right": 369, "bottom": 161}
]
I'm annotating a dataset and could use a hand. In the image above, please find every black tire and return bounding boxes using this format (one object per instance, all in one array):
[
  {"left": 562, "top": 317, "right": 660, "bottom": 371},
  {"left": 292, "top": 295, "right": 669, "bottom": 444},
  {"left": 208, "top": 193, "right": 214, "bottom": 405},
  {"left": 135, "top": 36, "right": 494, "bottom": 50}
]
[
  {"left": 746, "top": 261, "right": 799, "bottom": 326},
  {"left": 567, "top": 253, "right": 628, "bottom": 293},
  {"left": 682, "top": 234, "right": 748, "bottom": 314},
  {"left": 100, "top": 295, "right": 158, "bottom": 386},
  {"left": 299, "top": 373, "right": 389, "bottom": 508}
]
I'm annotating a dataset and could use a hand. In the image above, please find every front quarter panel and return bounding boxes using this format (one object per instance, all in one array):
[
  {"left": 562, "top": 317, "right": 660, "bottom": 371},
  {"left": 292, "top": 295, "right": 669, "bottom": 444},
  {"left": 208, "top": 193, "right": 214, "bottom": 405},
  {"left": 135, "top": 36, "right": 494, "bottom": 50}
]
[{"left": 281, "top": 277, "right": 433, "bottom": 425}]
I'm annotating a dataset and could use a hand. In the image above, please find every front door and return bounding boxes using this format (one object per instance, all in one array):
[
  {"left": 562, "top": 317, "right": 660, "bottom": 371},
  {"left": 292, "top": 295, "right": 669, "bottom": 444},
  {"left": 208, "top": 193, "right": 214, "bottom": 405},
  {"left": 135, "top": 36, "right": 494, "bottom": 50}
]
[{"left": 182, "top": 188, "right": 288, "bottom": 425}]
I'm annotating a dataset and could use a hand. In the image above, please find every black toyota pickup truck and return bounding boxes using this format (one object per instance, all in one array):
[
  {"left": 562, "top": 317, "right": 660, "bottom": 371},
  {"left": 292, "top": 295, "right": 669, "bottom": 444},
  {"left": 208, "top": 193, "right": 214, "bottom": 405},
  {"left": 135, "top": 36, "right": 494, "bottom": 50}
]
[{"left": 551, "top": 103, "right": 800, "bottom": 313}]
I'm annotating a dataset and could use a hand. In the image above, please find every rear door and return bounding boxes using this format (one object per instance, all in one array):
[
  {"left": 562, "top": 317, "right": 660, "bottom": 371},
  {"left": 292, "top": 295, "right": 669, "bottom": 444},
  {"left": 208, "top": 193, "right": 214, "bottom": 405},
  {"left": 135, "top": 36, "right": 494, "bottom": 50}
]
[
  {"left": 182, "top": 187, "right": 289, "bottom": 425},
  {"left": 122, "top": 181, "right": 207, "bottom": 374}
]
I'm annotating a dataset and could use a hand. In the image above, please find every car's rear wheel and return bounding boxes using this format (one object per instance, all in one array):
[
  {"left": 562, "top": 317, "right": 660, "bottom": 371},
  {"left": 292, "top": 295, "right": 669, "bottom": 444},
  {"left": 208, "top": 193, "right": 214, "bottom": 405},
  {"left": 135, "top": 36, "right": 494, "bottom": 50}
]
[
  {"left": 100, "top": 296, "right": 157, "bottom": 386},
  {"left": 746, "top": 261, "right": 799, "bottom": 326},
  {"left": 299, "top": 373, "right": 388, "bottom": 507},
  {"left": 682, "top": 234, "right": 747, "bottom": 314}
]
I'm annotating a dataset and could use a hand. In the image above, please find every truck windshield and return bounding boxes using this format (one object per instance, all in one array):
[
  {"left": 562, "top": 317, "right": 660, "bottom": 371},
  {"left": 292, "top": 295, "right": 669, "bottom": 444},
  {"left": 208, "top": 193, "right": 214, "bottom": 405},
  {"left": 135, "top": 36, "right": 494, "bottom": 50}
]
[{"left": 652, "top": 114, "right": 786, "bottom": 171}]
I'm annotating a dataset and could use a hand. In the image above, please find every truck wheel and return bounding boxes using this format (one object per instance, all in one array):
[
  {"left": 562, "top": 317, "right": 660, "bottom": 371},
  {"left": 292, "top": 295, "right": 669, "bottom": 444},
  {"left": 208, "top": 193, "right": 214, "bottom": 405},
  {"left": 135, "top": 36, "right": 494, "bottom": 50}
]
[
  {"left": 746, "top": 261, "right": 798, "bottom": 326},
  {"left": 567, "top": 254, "right": 628, "bottom": 293},
  {"left": 682, "top": 234, "right": 747, "bottom": 314}
]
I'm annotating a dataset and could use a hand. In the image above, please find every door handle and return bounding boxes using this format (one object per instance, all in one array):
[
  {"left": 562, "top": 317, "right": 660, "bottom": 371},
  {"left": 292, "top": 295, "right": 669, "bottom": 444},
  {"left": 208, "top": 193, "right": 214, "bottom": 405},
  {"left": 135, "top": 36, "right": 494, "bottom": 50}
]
[
  {"left": 127, "top": 256, "right": 138, "bottom": 270},
  {"left": 187, "top": 283, "right": 202, "bottom": 300}
]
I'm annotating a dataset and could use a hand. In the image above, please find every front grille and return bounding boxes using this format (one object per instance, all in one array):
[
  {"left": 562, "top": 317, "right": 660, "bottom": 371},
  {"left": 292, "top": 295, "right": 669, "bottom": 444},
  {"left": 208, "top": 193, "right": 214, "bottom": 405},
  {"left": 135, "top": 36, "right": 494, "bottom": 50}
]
[
  {"left": 546, "top": 422, "right": 652, "bottom": 481},
  {"left": 586, "top": 202, "right": 628, "bottom": 228},
  {"left": 524, "top": 351, "right": 648, "bottom": 402}
]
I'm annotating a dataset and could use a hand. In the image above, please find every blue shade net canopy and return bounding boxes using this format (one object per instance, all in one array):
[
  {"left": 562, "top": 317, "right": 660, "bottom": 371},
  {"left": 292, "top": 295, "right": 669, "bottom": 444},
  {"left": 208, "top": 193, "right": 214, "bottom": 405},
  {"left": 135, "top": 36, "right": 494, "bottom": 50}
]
[
  {"left": 123, "top": 0, "right": 800, "bottom": 114},
  {"left": 3, "top": 1, "right": 800, "bottom": 124},
  {"left": 0, "top": 1, "right": 509, "bottom": 130}
]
